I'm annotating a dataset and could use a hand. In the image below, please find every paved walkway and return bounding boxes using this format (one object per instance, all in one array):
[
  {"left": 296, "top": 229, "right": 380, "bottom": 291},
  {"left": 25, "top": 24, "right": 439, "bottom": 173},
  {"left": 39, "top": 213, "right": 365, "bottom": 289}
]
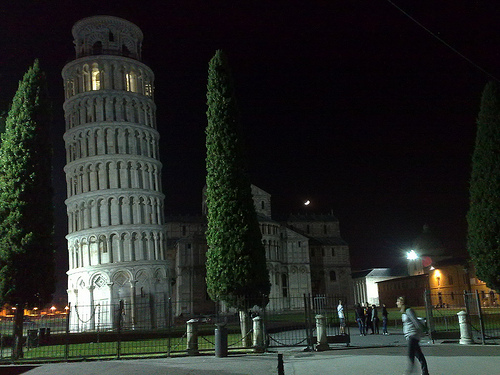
[{"left": 1, "top": 330, "right": 499, "bottom": 375}]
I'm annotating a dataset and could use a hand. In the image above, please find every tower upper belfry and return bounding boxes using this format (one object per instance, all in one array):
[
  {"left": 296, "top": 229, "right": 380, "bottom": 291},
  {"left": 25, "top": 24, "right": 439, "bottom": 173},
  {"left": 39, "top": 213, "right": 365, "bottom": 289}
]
[{"left": 72, "top": 16, "right": 143, "bottom": 60}]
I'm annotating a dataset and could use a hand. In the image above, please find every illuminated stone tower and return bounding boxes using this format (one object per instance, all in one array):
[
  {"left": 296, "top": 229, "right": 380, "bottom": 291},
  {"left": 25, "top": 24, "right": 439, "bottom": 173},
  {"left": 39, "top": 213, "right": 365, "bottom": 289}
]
[{"left": 62, "top": 16, "right": 171, "bottom": 331}]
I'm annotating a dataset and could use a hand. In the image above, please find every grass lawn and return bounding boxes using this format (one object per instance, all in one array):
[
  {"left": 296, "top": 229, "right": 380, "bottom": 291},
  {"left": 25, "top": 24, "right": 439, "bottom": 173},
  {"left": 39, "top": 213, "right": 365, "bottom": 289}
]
[{"left": 19, "top": 332, "right": 253, "bottom": 360}]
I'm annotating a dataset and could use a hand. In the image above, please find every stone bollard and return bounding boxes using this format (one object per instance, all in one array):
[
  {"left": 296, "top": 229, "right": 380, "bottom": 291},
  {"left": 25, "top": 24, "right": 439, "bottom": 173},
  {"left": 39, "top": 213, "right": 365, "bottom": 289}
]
[
  {"left": 457, "top": 311, "right": 474, "bottom": 345},
  {"left": 315, "top": 314, "right": 329, "bottom": 351},
  {"left": 252, "top": 316, "right": 265, "bottom": 353},
  {"left": 215, "top": 323, "right": 228, "bottom": 357},
  {"left": 186, "top": 319, "right": 199, "bottom": 355}
]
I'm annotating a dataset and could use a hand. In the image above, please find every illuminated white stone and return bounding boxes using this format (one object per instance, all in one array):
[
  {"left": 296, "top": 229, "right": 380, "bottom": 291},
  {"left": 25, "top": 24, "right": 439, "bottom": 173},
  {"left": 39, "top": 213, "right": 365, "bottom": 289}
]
[{"left": 62, "top": 16, "right": 172, "bottom": 332}]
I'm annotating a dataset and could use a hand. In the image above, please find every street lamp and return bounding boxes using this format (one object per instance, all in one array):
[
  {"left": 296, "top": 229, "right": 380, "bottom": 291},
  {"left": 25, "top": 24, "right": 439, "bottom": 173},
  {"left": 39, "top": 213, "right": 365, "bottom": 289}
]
[{"left": 406, "top": 250, "right": 418, "bottom": 260}]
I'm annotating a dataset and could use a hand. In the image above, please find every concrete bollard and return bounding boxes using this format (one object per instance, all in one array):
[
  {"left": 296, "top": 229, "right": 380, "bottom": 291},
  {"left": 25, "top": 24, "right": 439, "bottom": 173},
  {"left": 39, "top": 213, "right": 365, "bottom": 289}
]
[
  {"left": 315, "top": 314, "right": 329, "bottom": 351},
  {"left": 457, "top": 311, "right": 474, "bottom": 345},
  {"left": 252, "top": 316, "right": 265, "bottom": 353},
  {"left": 186, "top": 319, "right": 199, "bottom": 355}
]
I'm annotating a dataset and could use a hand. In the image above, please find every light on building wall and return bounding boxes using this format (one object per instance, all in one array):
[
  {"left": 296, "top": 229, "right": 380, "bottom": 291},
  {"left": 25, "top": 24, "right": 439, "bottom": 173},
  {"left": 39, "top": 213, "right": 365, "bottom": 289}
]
[{"left": 406, "top": 250, "right": 418, "bottom": 260}]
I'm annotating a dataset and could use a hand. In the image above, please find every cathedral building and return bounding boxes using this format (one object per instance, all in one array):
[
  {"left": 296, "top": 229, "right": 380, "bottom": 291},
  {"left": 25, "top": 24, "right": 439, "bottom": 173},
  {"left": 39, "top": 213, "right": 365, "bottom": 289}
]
[
  {"left": 62, "top": 16, "right": 172, "bottom": 331},
  {"left": 167, "top": 186, "right": 353, "bottom": 316}
]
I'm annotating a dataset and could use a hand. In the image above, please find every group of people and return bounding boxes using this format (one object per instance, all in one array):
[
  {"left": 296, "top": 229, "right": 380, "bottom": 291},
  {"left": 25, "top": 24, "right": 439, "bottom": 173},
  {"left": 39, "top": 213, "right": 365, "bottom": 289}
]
[
  {"left": 354, "top": 302, "right": 389, "bottom": 336},
  {"left": 338, "top": 298, "right": 429, "bottom": 374}
]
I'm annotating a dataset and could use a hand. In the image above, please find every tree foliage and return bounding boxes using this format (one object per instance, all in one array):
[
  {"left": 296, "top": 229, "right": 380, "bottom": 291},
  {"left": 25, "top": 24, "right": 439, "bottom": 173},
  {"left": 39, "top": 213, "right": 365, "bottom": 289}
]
[
  {"left": 205, "top": 50, "right": 270, "bottom": 308},
  {"left": 467, "top": 81, "right": 500, "bottom": 292},
  {"left": 0, "top": 60, "right": 55, "bottom": 308}
]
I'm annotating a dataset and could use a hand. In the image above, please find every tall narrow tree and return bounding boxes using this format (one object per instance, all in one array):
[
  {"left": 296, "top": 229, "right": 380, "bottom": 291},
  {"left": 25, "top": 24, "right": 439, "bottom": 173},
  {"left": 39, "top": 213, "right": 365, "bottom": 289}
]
[
  {"left": 467, "top": 81, "right": 500, "bottom": 292},
  {"left": 205, "top": 50, "right": 270, "bottom": 335},
  {"left": 0, "top": 60, "right": 55, "bottom": 358}
]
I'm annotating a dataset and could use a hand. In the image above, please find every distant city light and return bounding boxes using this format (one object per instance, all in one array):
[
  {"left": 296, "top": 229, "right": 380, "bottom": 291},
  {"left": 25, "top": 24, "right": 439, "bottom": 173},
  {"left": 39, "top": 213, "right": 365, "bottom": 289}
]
[
  {"left": 304, "top": 200, "right": 311, "bottom": 206},
  {"left": 406, "top": 250, "right": 418, "bottom": 260}
]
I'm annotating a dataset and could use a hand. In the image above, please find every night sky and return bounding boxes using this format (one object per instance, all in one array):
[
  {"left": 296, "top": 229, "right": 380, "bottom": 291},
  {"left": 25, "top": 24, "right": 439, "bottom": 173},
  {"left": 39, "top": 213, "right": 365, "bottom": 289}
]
[{"left": 2, "top": 1, "right": 500, "bottom": 301}]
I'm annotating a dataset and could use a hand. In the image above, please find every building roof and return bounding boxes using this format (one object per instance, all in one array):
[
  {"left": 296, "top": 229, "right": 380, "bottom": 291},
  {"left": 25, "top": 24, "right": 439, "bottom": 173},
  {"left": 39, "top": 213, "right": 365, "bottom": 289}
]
[
  {"left": 351, "top": 267, "right": 408, "bottom": 279},
  {"left": 376, "top": 273, "right": 428, "bottom": 284}
]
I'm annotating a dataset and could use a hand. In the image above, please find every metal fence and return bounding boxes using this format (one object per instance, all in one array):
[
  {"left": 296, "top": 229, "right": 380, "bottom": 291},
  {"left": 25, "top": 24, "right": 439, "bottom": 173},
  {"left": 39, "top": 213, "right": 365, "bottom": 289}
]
[
  {"left": 424, "top": 290, "right": 500, "bottom": 344},
  {"left": 0, "top": 294, "right": 350, "bottom": 362}
]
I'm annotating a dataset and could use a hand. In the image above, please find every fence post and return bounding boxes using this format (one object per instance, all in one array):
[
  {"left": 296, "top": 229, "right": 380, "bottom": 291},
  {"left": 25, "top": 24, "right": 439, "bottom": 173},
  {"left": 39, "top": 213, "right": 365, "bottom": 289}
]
[
  {"left": 186, "top": 319, "right": 199, "bottom": 356},
  {"left": 315, "top": 314, "right": 329, "bottom": 351},
  {"left": 64, "top": 303, "right": 71, "bottom": 360},
  {"left": 423, "top": 290, "right": 434, "bottom": 343},
  {"left": 304, "top": 294, "right": 313, "bottom": 351},
  {"left": 457, "top": 311, "right": 473, "bottom": 344},
  {"left": 475, "top": 290, "right": 486, "bottom": 345},
  {"left": 117, "top": 300, "right": 124, "bottom": 359},
  {"left": 167, "top": 297, "right": 172, "bottom": 357}
]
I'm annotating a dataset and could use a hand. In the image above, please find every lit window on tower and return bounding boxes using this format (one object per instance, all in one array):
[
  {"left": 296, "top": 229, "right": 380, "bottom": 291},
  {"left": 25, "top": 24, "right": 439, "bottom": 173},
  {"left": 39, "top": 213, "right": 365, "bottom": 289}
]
[
  {"left": 83, "top": 65, "right": 91, "bottom": 91},
  {"left": 145, "top": 82, "right": 153, "bottom": 97},
  {"left": 126, "top": 71, "right": 138, "bottom": 92},
  {"left": 92, "top": 65, "right": 100, "bottom": 90}
]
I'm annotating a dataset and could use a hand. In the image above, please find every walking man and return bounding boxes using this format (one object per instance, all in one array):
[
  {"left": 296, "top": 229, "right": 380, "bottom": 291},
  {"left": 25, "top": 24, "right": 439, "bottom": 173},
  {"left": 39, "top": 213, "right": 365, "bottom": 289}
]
[{"left": 396, "top": 296, "right": 429, "bottom": 375}]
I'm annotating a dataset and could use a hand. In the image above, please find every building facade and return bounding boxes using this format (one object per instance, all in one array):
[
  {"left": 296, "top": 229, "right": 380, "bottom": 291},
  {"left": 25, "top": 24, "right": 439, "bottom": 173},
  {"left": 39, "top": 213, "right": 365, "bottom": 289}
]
[
  {"left": 352, "top": 268, "right": 407, "bottom": 306},
  {"left": 427, "top": 258, "right": 497, "bottom": 308},
  {"left": 286, "top": 214, "right": 352, "bottom": 300},
  {"left": 167, "top": 186, "right": 352, "bottom": 315},
  {"left": 62, "top": 16, "right": 172, "bottom": 331},
  {"left": 377, "top": 274, "right": 429, "bottom": 308}
]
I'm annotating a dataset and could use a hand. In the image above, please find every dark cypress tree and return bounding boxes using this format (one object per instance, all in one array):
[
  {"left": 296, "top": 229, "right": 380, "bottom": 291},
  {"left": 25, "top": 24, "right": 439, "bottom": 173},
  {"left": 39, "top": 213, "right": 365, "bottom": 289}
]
[
  {"left": 467, "top": 81, "right": 500, "bottom": 292},
  {"left": 205, "top": 50, "right": 270, "bottom": 312},
  {"left": 0, "top": 60, "right": 55, "bottom": 358}
]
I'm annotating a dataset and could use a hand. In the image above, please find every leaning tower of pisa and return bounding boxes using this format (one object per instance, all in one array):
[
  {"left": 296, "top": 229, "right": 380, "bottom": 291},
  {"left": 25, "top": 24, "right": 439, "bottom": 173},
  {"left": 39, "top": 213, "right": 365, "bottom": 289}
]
[{"left": 62, "top": 16, "right": 171, "bottom": 331}]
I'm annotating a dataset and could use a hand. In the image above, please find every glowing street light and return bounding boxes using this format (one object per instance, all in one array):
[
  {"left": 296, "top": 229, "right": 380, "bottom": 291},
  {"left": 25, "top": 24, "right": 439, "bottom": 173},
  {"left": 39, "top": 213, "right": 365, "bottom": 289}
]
[
  {"left": 304, "top": 200, "right": 311, "bottom": 206},
  {"left": 406, "top": 250, "right": 418, "bottom": 260}
]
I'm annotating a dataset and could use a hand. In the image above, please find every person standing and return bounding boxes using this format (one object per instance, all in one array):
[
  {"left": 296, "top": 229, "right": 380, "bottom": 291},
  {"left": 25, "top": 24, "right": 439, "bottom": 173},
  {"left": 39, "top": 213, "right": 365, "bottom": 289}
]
[
  {"left": 365, "top": 303, "right": 373, "bottom": 334},
  {"left": 382, "top": 303, "right": 389, "bottom": 335},
  {"left": 396, "top": 296, "right": 429, "bottom": 375},
  {"left": 371, "top": 304, "right": 379, "bottom": 334},
  {"left": 355, "top": 303, "right": 366, "bottom": 336},
  {"left": 337, "top": 299, "right": 346, "bottom": 335}
]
